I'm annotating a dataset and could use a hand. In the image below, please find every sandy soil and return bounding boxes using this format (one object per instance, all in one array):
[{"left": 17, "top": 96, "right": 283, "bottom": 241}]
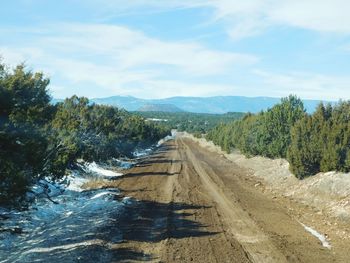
[{"left": 94, "top": 135, "right": 350, "bottom": 262}]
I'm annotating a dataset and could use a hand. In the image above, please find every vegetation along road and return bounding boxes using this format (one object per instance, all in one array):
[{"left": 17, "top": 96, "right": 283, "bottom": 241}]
[{"left": 97, "top": 135, "right": 348, "bottom": 262}]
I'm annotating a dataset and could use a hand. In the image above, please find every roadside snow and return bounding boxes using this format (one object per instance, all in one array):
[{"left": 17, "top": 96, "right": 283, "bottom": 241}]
[
  {"left": 0, "top": 136, "right": 168, "bottom": 262},
  {"left": 22, "top": 239, "right": 114, "bottom": 254},
  {"left": 157, "top": 130, "right": 176, "bottom": 147},
  {"left": 112, "top": 158, "right": 135, "bottom": 169},
  {"left": 87, "top": 162, "right": 123, "bottom": 178},
  {"left": 0, "top": 172, "right": 130, "bottom": 262},
  {"left": 90, "top": 191, "right": 120, "bottom": 200},
  {"left": 133, "top": 148, "right": 153, "bottom": 158},
  {"left": 300, "top": 223, "right": 331, "bottom": 249},
  {"left": 65, "top": 172, "right": 89, "bottom": 192}
]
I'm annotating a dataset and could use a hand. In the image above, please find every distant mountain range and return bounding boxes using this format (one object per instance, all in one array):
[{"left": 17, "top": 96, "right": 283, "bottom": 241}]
[
  {"left": 138, "top": 103, "right": 184, "bottom": 112},
  {"left": 90, "top": 95, "right": 331, "bottom": 113},
  {"left": 53, "top": 95, "right": 333, "bottom": 114}
]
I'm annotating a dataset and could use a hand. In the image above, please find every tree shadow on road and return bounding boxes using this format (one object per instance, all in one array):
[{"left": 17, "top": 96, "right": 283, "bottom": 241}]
[
  {"left": 38, "top": 200, "right": 215, "bottom": 262},
  {"left": 106, "top": 200, "right": 216, "bottom": 243},
  {"left": 155, "top": 144, "right": 177, "bottom": 153},
  {"left": 116, "top": 171, "right": 180, "bottom": 179},
  {"left": 95, "top": 199, "right": 217, "bottom": 262},
  {"left": 136, "top": 158, "right": 183, "bottom": 168}
]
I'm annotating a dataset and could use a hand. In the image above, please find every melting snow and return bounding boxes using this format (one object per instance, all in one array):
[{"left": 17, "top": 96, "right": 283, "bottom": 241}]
[
  {"left": 87, "top": 162, "right": 123, "bottom": 178},
  {"left": 22, "top": 239, "right": 114, "bottom": 254},
  {"left": 90, "top": 191, "right": 120, "bottom": 200},
  {"left": 157, "top": 131, "right": 176, "bottom": 147},
  {"left": 65, "top": 172, "right": 89, "bottom": 192},
  {"left": 0, "top": 138, "right": 167, "bottom": 262},
  {"left": 300, "top": 222, "right": 331, "bottom": 249},
  {"left": 0, "top": 173, "right": 130, "bottom": 262},
  {"left": 112, "top": 158, "right": 135, "bottom": 169},
  {"left": 0, "top": 163, "right": 131, "bottom": 262},
  {"left": 133, "top": 148, "right": 153, "bottom": 158}
]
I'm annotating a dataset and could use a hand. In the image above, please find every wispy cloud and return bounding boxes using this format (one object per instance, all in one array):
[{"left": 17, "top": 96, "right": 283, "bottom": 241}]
[
  {"left": 51, "top": 23, "right": 257, "bottom": 74},
  {"left": 0, "top": 23, "right": 257, "bottom": 98},
  {"left": 206, "top": 0, "right": 350, "bottom": 39},
  {"left": 1, "top": 1, "right": 350, "bottom": 100},
  {"left": 87, "top": 0, "right": 350, "bottom": 39},
  {"left": 254, "top": 69, "right": 350, "bottom": 100}
]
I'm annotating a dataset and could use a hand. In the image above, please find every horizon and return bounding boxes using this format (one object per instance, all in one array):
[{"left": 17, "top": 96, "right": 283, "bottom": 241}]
[
  {"left": 56, "top": 94, "right": 335, "bottom": 103},
  {"left": 52, "top": 94, "right": 335, "bottom": 115},
  {"left": 1, "top": 1, "right": 350, "bottom": 100}
]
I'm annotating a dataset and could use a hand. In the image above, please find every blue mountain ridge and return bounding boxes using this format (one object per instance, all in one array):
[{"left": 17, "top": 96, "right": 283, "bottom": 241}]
[{"left": 88, "top": 95, "right": 331, "bottom": 114}]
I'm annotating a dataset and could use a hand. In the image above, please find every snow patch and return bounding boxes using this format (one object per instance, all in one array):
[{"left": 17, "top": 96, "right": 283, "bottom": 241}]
[
  {"left": 133, "top": 148, "right": 153, "bottom": 158},
  {"left": 87, "top": 162, "right": 123, "bottom": 178},
  {"left": 112, "top": 158, "right": 135, "bottom": 169},
  {"left": 0, "top": 184, "right": 129, "bottom": 262},
  {"left": 90, "top": 191, "right": 120, "bottom": 200},
  {"left": 23, "top": 239, "right": 113, "bottom": 254},
  {"left": 300, "top": 222, "right": 331, "bottom": 249},
  {"left": 0, "top": 167, "right": 130, "bottom": 262},
  {"left": 65, "top": 172, "right": 89, "bottom": 192},
  {"left": 0, "top": 138, "right": 166, "bottom": 262},
  {"left": 157, "top": 130, "right": 176, "bottom": 146}
]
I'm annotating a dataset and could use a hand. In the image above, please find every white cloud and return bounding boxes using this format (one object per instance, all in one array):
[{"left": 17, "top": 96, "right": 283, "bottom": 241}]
[
  {"left": 268, "top": 0, "right": 350, "bottom": 34},
  {"left": 0, "top": 47, "right": 45, "bottom": 67},
  {"left": 42, "top": 23, "right": 257, "bottom": 75},
  {"left": 0, "top": 23, "right": 257, "bottom": 98},
  {"left": 2, "top": 2, "right": 350, "bottom": 100},
  {"left": 138, "top": 79, "right": 236, "bottom": 99},
  {"left": 254, "top": 70, "right": 350, "bottom": 100},
  {"left": 207, "top": 0, "right": 350, "bottom": 39},
  {"left": 90, "top": 0, "right": 350, "bottom": 39}
]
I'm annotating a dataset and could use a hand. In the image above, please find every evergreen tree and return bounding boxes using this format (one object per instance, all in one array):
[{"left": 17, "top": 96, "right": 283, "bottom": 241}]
[{"left": 0, "top": 61, "right": 170, "bottom": 205}]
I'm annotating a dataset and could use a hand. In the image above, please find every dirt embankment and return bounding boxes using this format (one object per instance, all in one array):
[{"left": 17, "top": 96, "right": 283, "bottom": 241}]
[
  {"left": 93, "top": 135, "right": 350, "bottom": 262},
  {"left": 183, "top": 133, "right": 350, "bottom": 239}
]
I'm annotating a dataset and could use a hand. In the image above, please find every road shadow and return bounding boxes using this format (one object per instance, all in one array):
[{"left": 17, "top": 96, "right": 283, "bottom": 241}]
[
  {"left": 109, "top": 248, "right": 153, "bottom": 262},
  {"left": 116, "top": 171, "right": 179, "bottom": 180},
  {"left": 153, "top": 144, "right": 177, "bottom": 155},
  {"left": 136, "top": 159, "right": 182, "bottom": 168},
  {"left": 17, "top": 195, "right": 201, "bottom": 262},
  {"left": 104, "top": 200, "right": 216, "bottom": 243},
  {"left": 156, "top": 144, "right": 177, "bottom": 151},
  {"left": 26, "top": 201, "right": 215, "bottom": 262},
  {"left": 112, "top": 157, "right": 182, "bottom": 179}
]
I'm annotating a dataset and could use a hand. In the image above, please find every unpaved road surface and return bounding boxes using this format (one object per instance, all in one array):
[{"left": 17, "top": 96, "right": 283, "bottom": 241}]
[{"left": 102, "top": 136, "right": 348, "bottom": 262}]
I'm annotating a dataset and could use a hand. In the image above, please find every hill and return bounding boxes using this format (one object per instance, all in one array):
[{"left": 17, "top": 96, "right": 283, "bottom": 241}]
[
  {"left": 138, "top": 103, "right": 184, "bottom": 112},
  {"left": 88, "top": 95, "right": 331, "bottom": 114}
]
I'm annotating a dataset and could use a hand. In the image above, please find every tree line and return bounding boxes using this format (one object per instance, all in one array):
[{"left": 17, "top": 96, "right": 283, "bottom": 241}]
[
  {"left": 0, "top": 62, "right": 169, "bottom": 205},
  {"left": 135, "top": 111, "right": 244, "bottom": 135},
  {"left": 207, "top": 95, "right": 350, "bottom": 179}
]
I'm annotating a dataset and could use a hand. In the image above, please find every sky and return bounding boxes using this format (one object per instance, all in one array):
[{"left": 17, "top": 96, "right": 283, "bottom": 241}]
[{"left": 1, "top": 0, "right": 350, "bottom": 100}]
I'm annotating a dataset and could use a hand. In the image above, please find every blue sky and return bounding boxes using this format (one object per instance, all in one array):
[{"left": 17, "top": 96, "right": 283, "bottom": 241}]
[{"left": 1, "top": 0, "right": 350, "bottom": 100}]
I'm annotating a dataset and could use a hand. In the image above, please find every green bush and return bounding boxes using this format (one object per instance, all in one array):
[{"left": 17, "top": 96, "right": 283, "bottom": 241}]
[
  {"left": 288, "top": 102, "right": 350, "bottom": 178},
  {"left": 208, "top": 96, "right": 350, "bottom": 179},
  {"left": 0, "top": 62, "right": 170, "bottom": 205},
  {"left": 207, "top": 95, "right": 305, "bottom": 158}
]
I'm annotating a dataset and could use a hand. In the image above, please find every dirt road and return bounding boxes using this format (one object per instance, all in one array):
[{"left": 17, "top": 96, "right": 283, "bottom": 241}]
[{"left": 101, "top": 136, "right": 347, "bottom": 262}]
